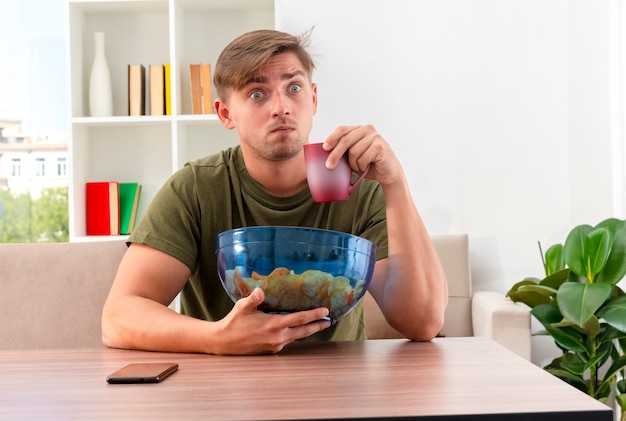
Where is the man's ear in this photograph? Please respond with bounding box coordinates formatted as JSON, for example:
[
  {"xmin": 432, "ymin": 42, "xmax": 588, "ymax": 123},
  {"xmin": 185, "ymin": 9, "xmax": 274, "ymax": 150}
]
[
  {"xmin": 311, "ymin": 83, "xmax": 318, "ymax": 115},
  {"xmin": 214, "ymin": 99, "xmax": 235, "ymax": 129}
]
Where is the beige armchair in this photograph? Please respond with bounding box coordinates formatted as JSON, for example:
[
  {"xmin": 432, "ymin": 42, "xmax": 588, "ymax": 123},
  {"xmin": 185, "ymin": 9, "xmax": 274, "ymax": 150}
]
[
  {"xmin": 0, "ymin": 241, "xmax": 126, "ymax": 349},
  {"xmin": 0, "ymin": 240, "xmax": 127, "ymax": 350},
  {"xmin": 364, "ymin": 234, "xmax": 531, "ymax": 360},
  {"xmin": 0, "ymin": 235, "xmax": 531, "ymax": 359}
]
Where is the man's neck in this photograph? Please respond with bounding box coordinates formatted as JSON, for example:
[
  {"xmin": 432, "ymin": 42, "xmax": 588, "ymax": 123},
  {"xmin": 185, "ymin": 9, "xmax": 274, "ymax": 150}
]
[{"xmin": 241, "ymin": 149, "xmax": 308, "ymax": 197}]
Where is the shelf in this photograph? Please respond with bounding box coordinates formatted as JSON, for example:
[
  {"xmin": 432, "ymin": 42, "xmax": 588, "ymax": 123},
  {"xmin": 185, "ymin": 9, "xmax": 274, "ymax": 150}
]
[
  {"xmin": 175, "ymin": 0, "xmax": 273, "ymax": 12},
  {"xmin": 67, "ymin": 0, "xmax": 275, "ymax": 241},
  {"xmin": 71, "ymin": 115, "xmax": 172, "ymax": 127},
  {"xmin": 73, "ymin": 234, "xmax": 130, "ymax": 243},
  {"xmin": 71, "ymin": 115, "xmax": 224, "ymax": 126},
  {"xmin": 68, "ymin": 0, "xmax": 169, "ymax": 15},
  {"xmin": 176, "ymin": 114, "xmax": 220, "ymax": 123}
]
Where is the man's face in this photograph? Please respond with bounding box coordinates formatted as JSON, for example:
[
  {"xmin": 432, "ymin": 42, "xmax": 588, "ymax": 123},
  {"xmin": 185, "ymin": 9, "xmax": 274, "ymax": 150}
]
[{"xmin": 217, "ymin": 52, "xmax": 318, "ymax": 162}]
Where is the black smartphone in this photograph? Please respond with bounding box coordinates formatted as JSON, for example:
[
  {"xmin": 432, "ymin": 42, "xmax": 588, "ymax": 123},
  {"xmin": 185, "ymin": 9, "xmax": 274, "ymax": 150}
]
[{"xmin": 106, "ymin": 362, "xmax": 178, "ymax": 384}]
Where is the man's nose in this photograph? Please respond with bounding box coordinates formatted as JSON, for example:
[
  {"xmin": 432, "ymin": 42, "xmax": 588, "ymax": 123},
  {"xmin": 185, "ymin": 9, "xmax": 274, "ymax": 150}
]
[{"xmin": 271, "ymin": 91, "xmax": 290, "ymax": 117}]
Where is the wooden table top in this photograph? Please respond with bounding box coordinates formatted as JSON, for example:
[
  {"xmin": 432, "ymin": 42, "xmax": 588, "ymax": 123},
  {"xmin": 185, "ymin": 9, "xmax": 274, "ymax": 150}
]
[{"xmin": 0, "ymin": 337, "xmax": 612, "ymax": 420}]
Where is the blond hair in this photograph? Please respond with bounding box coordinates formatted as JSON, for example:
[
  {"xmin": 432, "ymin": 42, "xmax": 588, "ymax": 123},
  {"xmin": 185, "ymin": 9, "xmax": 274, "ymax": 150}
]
[{"xmin": 213, "ymin": 29, "xmax": 315, "ymax": 100}]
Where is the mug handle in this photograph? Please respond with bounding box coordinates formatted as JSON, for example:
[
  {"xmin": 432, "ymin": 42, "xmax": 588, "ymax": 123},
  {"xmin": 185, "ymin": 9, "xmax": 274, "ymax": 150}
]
[{"xmin": 347, "ymin": 164, "xmax": 370, "ymax": 195}]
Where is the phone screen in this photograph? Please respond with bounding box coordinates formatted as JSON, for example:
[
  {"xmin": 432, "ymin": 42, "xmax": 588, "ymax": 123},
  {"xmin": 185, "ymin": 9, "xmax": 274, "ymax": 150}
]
[{"xmin": 106, "ymin": 362, "xmax": 178, "ymax": 384}]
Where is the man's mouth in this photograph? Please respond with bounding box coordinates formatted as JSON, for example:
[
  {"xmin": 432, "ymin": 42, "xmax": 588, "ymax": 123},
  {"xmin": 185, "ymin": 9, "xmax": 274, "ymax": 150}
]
[{"xmin": 271, "ymin": 125, "xmax": 294, "ymax": 134}]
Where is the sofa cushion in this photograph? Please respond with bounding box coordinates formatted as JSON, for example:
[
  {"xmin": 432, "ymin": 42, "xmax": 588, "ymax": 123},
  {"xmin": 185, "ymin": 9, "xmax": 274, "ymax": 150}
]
[
  {"xmin": 364, "ymin": 234, "xmax": 472, "ymax": 339},
  {"xmin": 0, "ymin": 240, "xmax": 127, "ymax": 350}
]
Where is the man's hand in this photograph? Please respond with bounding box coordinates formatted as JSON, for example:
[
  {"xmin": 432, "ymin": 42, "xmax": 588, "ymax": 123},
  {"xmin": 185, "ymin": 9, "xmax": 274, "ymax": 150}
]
[
  {"xmin": 322, "ymin": 124, "xmax": 448, "ymax": 341},
  {"xmin": 322, "ymin": 125, "xmax": 402, "ymax": 188},
  {"xmin": 103, "ymin": 244, "xmax": 332, "ymax": 355},
  {"xmin": 212, "ymin": 288, "xmax": 332, "ymax": 355}
]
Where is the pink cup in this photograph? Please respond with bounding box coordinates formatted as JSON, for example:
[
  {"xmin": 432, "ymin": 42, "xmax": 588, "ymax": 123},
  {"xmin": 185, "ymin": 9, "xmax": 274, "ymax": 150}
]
[{"xmin": 303, "ymin": 143, "xmax": 369, "ymax": 202}]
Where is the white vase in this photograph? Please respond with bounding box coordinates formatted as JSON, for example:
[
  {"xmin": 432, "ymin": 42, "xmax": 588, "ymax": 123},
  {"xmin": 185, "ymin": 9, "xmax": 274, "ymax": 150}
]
[{"xmin": 89, "ymin": 32, "xmax": 113, "ymax": 117}]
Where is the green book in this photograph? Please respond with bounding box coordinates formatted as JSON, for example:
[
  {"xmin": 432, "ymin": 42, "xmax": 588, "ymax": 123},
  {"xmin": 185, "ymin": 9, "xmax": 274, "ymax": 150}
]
[{"xmin": 119, "ymin": 183, "xmax": 141, "ymax": 235}]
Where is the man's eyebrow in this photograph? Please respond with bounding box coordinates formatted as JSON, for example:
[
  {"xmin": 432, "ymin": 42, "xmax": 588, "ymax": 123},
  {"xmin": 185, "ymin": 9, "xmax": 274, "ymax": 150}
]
[
  {"xmin": 282, "ymin": 70, "xmax": 306, "ymax": 80},
  {"xmin": 246, "ymin": 70, "xmax": 306, "ymax": 85},
  {"xmin": 248, "ymin": 75, "xmax": 266, "ymax": 84}
]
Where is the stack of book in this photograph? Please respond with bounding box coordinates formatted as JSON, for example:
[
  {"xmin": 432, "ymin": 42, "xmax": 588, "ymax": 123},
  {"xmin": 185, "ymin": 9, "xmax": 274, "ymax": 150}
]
[
  {"xmin": 86, "ymin": 181, "xmax": 142, "ymax": 236},
  {"xmin": 128, "ymin": 63, "xmax": 171, "ymax": 116},
  {"xmin": 189, "ymin": 63, "xmax": 213, "ymax": 114}
]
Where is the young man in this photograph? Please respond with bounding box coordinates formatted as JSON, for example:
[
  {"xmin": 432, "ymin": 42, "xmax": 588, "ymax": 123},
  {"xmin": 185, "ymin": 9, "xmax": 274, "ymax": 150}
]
[{"xmin": 101, "ymin": 29, "xmax": 448, "ymax": 355}]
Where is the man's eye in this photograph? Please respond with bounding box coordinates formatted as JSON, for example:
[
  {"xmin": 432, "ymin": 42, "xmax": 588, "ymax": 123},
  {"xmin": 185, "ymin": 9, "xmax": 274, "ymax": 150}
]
[
  {"xmin": 289, "ymin": 84, "xmax": 301, "ymax": 93},
  {"xmin": 250, "ymin": 91, "xmax": 263, "ymax": 100}
]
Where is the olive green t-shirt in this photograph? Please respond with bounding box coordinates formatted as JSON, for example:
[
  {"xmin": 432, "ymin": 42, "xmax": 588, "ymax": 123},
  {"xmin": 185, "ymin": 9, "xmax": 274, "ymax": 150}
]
[{"xmin": 129, "ymin": 146, "xmax": 388, "ymax": 341}]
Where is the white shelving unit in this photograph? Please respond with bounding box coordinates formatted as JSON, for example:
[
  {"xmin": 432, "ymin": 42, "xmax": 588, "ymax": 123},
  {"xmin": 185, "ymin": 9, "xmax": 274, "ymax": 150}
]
[{"xmin": 65, "ymin": 0, "xmax": 275, "ymax": 241}]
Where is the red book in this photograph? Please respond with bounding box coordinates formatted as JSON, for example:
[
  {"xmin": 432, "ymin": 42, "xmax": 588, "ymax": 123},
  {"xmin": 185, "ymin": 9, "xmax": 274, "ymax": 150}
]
[{"xmin": 86, "ymin": 182, "xmax": 120, "ymax": 235}]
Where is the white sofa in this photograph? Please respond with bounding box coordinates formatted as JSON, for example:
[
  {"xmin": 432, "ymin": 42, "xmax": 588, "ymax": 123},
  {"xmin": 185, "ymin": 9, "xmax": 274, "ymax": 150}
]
[
  {"xmin": 0, "ymin": 235, "xmax": 531, "ymax": 359},
  {"xmin": 364, "ymin": 234, "xmax": 531, "ymax": 360},
  {"xmin": 0, "ymin": 240, "xmax": 127, "ymax": 350}
]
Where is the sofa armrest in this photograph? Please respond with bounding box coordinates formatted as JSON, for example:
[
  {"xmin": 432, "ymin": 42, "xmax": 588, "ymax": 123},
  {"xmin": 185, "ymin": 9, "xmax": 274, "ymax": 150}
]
[{"xmin": 471, "ymin": 291, "xmax": 531, "ymax": 361}]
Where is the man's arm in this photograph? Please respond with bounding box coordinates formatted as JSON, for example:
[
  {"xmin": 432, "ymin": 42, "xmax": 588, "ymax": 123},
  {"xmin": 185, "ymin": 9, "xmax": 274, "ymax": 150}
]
[
  {"xmin": 322, "ymin": 125, "xmax": 449, "ymax": 341},
  {"xmin": 371, "ymin": 178, "xmax": 448, "ymax": 341},
  {"xmin": 101, "ymin": 243, "xmax": 331, "ymax": 354}
]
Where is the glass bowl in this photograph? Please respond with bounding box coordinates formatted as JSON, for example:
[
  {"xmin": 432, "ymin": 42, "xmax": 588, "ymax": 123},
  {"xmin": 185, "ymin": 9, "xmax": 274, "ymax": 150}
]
[{"xmin": 216, "ymin": 226, "xmax": 377, "ymax": 323}]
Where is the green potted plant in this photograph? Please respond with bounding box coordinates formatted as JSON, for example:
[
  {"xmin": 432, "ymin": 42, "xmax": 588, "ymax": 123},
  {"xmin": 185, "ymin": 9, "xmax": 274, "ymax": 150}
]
[{"xmin": 507, "ymin": 217, "xmax": 626, "ymax": 420}]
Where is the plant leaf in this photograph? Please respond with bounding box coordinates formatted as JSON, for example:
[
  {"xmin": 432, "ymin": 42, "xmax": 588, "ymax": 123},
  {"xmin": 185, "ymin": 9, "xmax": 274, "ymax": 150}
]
[
  {"xmin": 539, "ymin": 268, "xmax": 570, "ymax": 290},
  {"xmin": 506, "ymin": 278, "xmax": 538, "ymax": 295},
  {"xmin": 517, "ymin": 284, "xmax": 557, "ymax": 297},
  {"xmin": 557, "ymin": 282, "xmax": 612, "ymax": 326},
  {"xmin": 560, "ymin": 361, "xmax": 586, "ymax": 375},
  {"xmin": 598, "ymin": 325, "xmax": 626, "ymax": 345},
  {"xmin": 596, "ymin": 340, "xmax": 614, "ymax": 368},
  {"xmin": 531, "ymin": 304, "xmax": 588, "ymax": 353},
  {"xmin": 564, "ymin": 224, "xmax": 593, "ymax": 278},
  {"xmin": 584, "ymin": 227, "xmax": 612, "ymax": 278},
  {"xmin": 545, "ymin": 243, "xmax": 565, "ymax": 276},
  {"xmin": 599, "ymin": 354, "xmax": 626, "ymax": 392},
  {"xmin": 611, "ymin": 285, "xmax": 626, "ymax": 299},
  {"xmin": 562, "ymin": 350, "xmax": 607, "ymax": 375},
  {"xmin": 531, "ymin": 303, "xmax": 563, "ymax": 324},
  {"xmin": 596, "ymin": 218, "xmax": 626, "ymax": 285},
  {"xmin": 615, "ymin": 393, "xmax": 626, "ymax": 414},
  {"xmin": 597, "ymin": 295, "xmax": 626, "ymax": 332},
  {"xmin": 584, "ymin": 350, "xmax": 608, "ymax": 372},
  {"xmin": 581, "ymin": 315, "xmax": 602, "ymax": 338},
  {"xmin": 564, "ymin": 225, "xmax": 611, "ymax": 281},
  {"xmin": 545, "ymin": 368, "xmax": 588, "ymax": 393},
  {"xmin": 554, "ymin": 315, "xmax": 602, "ymax": 338},
  {"xmin": 506, "ymin": 279, "xmax": 554, "ymax": 307}
]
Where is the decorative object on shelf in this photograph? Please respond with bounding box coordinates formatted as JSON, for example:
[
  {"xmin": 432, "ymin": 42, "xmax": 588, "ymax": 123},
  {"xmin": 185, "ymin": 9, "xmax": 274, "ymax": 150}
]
[
  {"xmin": 164, "ymin": 63, "xmax": 172, "ymax": 115},
  {"xmin": 89, "ymin": 32, "xmax": 114, "ymax": 117},
  {"xmin": 86, "ymin": 181, "xmax": 120, "ymax": 235},
  {"xmin": 128, "ymin": 64, "xmax": 146, "ymax": 116},
  {"xmin": 119, "ymin": 182, "xmax": 142, "ymax": 235},
  {"xmin": 507, "ymin": 217, "xmax": 626, "ymax": 420},
  {"xmin": 189, "ymin": 63, "xmax": 213, "ymax": 115},
  {"xmin": 149, "ymin": 64, "xmax": 165, "ymax": 116},
  {"xmin": 86, "ymin": 181, "xmax": 143, "ymax": 236},
  {"xmin": 189, "ymin": 63, "xmax": 202, "ymax": 114},
  {"xmin": 201, "ymin": 63, "xmax": 213, "ymax": 114}
]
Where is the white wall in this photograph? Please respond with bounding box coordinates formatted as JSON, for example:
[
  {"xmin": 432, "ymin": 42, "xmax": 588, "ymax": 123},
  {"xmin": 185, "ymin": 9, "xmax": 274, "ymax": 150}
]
[
  {"xmin": 277, "ymin": 0, "xmax": 623, "ymax": 366},
  {"xmin": 277, "ymin": 0, "xmax": 620, "ymax": 292}
]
